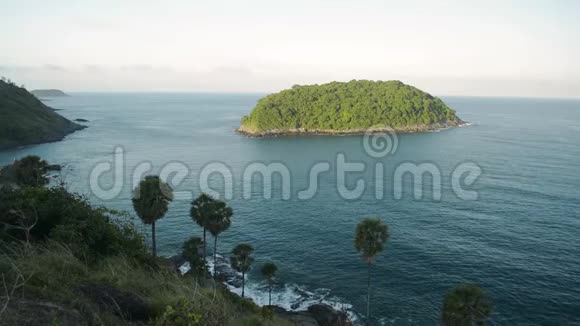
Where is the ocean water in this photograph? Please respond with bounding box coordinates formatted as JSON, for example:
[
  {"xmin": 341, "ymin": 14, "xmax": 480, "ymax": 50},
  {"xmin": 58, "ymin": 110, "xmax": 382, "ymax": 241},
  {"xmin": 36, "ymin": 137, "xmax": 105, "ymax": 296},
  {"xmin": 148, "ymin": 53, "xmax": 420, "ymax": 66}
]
[{"xmin": 1, "ymin": 93, "xmax": 579, "ymax": 325}]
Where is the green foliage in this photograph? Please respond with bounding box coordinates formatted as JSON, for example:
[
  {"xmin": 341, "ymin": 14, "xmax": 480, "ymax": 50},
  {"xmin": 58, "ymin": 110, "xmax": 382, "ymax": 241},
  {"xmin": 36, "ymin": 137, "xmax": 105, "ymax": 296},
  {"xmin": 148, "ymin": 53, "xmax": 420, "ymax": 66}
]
[
  {"xmin": 0, "ymin": 79, "xmax": 83, "ymax": 150},
  {"xmin": 132, "ymin": 176, "xmax": 174, "ymax": 225},
  {"xmin": 205, "ymin": 199, "xmax": 233, "ymax": 238},
  {"xmin": 182, "ymin": 236, "xmax": 208, "ymax": 277},
  {"xmin": 190, "ymin": 193, "xmax": 215, "ymax": 229},
  {"xmin": 11, "ymin": 155, "xmax": 49, "ymax": 187},
  {"xmin": 0, "ymin": 244, "xmax": 234, "ymax": 325},
  {"xmin": 132, "ymin": 175, "xmax": 173, "ymax": 256},
  {"xmin": 231, "ymin": 243, "xmax": 255, "ymax": 298},
  {"xmin": 241, "ymin": 80, "xmax": 460, "ymax": 132},
  {"xmin": 260, "ymin": 262, "xmax": 277, "ymax": 280},
  {"xmin": 191, "ymin": 193, "xmax": 233, "ymax": 264},
  {"xmin": 354, "ymin": 218, "xmax": 389, "ymax": 262},
  {"xmin": 442, "ymin": 283, "xmax": 493, "ymax": 326},
  {"xmin": 152, "ymin": 299, "xmax": 203, "ymax": 326},
  {"xmin": 230, "ymin": 244, "xmax": 255, "ymax": 274},
  {"xmin": 0, "ymin": 186, "xmax": 149, "ymax": 262}
]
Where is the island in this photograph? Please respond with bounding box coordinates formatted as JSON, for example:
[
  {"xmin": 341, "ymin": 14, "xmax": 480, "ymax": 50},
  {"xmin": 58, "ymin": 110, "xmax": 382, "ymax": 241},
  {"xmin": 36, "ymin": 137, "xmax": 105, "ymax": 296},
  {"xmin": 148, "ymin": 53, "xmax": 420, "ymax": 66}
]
[
  {"xmin": 0, "ymin": 80, "xmax": 85, "ymax": 150},
  {"xmin": 238, "ymin": 80, "xmax": 465, "ymax": 136},
  {"xmin": 30, "ymin": 89, "xmax": 69, "ymax": 97}
]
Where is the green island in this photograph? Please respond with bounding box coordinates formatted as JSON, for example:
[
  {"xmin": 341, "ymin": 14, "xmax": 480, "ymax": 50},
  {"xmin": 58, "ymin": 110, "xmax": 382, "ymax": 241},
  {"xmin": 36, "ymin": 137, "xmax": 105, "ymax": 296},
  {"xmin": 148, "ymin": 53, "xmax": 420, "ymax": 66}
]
[
  {"xmin": 0, "ymin": 79, "xmax": 84, "ymax": 150},
  {"xmin": 238, "ymin": 80, "xmax": 464, "ymax": 136}
]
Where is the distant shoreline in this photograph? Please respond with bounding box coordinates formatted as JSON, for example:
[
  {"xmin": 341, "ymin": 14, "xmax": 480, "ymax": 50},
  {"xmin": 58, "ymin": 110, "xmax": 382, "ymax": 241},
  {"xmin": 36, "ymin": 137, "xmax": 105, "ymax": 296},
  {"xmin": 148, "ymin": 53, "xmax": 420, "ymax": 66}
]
[{"xmin": 236, "ymin": 120, "xmax": 469, "ymax": 138}]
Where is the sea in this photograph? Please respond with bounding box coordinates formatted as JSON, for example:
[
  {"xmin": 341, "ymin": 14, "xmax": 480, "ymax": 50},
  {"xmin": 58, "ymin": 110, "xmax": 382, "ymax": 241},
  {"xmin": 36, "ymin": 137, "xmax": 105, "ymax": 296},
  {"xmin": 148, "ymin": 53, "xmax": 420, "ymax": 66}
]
[{"xmin": 1, "ymin": 93, "xmax": 579, "ymax": 325}]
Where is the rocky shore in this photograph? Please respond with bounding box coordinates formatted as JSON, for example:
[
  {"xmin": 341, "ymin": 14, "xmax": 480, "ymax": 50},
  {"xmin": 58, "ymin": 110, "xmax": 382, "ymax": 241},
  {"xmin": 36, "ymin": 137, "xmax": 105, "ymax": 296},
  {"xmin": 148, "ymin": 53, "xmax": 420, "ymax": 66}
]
[
  {"xmin": 237, "ymin": 120, "xmax": 468, "ymax": 138},
  {"xmin": 169, "ymin": 253, "xmax": 352, "ymax": 325}
]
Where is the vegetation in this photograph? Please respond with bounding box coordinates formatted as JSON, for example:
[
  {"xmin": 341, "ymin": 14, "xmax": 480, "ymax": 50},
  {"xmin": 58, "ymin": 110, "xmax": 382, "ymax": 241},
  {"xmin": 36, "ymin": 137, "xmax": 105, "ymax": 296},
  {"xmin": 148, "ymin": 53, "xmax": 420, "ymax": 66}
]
[
  {"xmin": 230, "ymin": 244, "xmax": 255, "ymax": 298},
  {"xmin": 206, "ymin": 198, "xmax": 233, "ymax": 274},
  {"xmin": 261, "ymin": 262, "xmax": 278, "ymax": 306},
  {"xmin": 442, "ymin": 283, "xmax": 493, "ymax": 326},
  {"xmin": 0, "ymin": 155, "xmax": 50, "ymax": 187},
  {"xmin": 240, "ymin": 80, "xmax": 462, "ymax": 135},
  {"xmin": 190, "ymin": 193, "xmax": 215, "ymax": 263},
  {"xmin": 0, "ymin": 156, "xmax": 494, "ymax": 325},
  {"xmin": 0, "ymin": 78, "xmax": 84, "ymax": 149},
  {"xmin": 354, "ymin": 218, "xmax": 389, "ymax": 323},
  {"xmin": 0, "ymin": 160, "xmax": 288, "ymax": 325},
  {"xmin": 132, "ymin": 176, "xmax": 174, "ymax": 257},
  {"xmin": 182, "ymin": 236, "xmax": 208, "ymax": 277},
  {"xmin": 0, "ymin": 186, "xmax": 148, "ymax": 262}
]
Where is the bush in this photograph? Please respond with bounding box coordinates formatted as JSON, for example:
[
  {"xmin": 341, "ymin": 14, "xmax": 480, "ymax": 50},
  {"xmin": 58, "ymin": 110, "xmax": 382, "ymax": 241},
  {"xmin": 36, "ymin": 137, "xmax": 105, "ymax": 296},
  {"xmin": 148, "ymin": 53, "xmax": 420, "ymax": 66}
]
[
  {"xmin": 0, "ymin": 186, "xmax": 148, "ymax": 262},
  {"xmin": 151, "ymin": 299, "xmax": 203, "ymax": 326}
]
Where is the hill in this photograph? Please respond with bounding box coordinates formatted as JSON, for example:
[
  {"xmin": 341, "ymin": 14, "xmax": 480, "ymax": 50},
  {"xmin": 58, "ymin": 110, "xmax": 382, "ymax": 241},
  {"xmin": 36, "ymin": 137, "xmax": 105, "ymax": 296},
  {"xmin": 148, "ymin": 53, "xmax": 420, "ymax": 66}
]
[
  {"xmin": 239, "ymin": 80, "xmax": 464, "ymax": 136},
  {"xmin": 30, "ymin": 89, "xmax": 69, "ymax": 97},
  {"xmin": 0, "ymin": 81, "xmax": 85, "ymax": 150}
]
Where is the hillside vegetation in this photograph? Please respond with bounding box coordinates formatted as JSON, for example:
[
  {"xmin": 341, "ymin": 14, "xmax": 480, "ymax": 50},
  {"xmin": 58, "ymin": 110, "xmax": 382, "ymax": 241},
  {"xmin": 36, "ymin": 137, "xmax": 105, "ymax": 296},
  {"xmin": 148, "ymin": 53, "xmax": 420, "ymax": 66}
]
[
  {"xmin": 239, "ymin": 80, "xmax": 463, "ymax": 135},
  {"xmin": 0, "ymin": 79, "xmax": 84, "ymax": 149}
]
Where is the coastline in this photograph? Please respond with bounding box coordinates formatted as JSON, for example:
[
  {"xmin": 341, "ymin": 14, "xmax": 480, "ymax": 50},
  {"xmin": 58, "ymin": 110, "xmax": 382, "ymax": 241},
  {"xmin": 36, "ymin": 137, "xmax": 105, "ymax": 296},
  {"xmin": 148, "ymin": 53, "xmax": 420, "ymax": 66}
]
[
  {"xmin": 171, "ymin": 253, "xmax": 354, "ymax": 325},
  {"xmin": 236, "ymin": 120, "xmax": 469, "ymax": 138},
  {"xmin": 0, "ymin": 124, "xmax": 87, "ymax": 151}
]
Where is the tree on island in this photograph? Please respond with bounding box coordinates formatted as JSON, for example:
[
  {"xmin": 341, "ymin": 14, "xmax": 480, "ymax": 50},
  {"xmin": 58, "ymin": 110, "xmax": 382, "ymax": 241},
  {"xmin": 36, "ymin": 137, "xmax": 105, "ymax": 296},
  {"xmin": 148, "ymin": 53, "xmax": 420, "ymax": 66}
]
[
  {"xmin": 354, "ymin": 218, "xmax": 389, "ymax": 323},
  {"xmin": 206, "ymin": 198, "xmax": 233, "ymax": 277},
  {"xmin": 230, "ymin": 243, "xmax": 255, "ymax": 298},
  {"xmin": 132, "ymin": 175, "xmax": 173, "ymax": 257},
  {"xmin": 261, "ymin": 262, "xmax": 278, "ymax": 306},
  {"xmin": 442, "ymin": 283, "xmax": 493, "ymax": 326},
  {"xmin": 240, "ymin": 80, "xmax": 461, "ymax": 134}
]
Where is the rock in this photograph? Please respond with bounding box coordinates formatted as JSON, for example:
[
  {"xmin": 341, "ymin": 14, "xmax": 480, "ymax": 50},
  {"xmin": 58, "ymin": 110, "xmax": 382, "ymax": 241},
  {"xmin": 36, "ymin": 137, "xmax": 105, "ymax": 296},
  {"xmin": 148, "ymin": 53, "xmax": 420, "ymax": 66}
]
[
  {"xmin": 78, "ymin": 283, "xmax": 152, "ymax": 321},
  {"xmin": 167, "ymin": 253, "xmax": 187, "ymax": 272},
  {"xmin": 268, "ymin": 306, "xmax": 319, "ymax": 326},
  {"xmin": 74, "ymin": 118, "xmax": 89, "ymax": 122},
  {"xmin": 307, "ymin": 304, "xmax": 350, "ymax": 326}
]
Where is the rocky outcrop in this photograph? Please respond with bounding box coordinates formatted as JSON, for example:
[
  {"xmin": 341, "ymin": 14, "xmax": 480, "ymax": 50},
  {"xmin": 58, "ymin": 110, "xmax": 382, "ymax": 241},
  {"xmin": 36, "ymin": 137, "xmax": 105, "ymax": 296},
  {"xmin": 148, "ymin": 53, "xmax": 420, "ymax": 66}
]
[{"xmin": 307, "ymin": 304, "xmax": 351, "ymax": 326}]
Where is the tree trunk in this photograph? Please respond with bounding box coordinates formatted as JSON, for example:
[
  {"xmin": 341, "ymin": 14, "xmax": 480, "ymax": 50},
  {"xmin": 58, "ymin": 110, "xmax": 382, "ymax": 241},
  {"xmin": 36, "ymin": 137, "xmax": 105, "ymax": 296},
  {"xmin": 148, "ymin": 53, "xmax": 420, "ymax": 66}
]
[
  {"xmin": 242, "ymin": 272, "xmax": 245, "ymax": 298},
  {"xmin": 367, "ymin": 261, "xmax": 371, "ymax": 324},
  {"xmin": 269, "ymin": 284, "xmax": 272, "ymax": 306},
  {"xmin": 202, "ymin": 228, "xmax": 207, "ymax": 263},
  {"xmin": 151, "ymin": 222, "xmax": 157, "ymax": 257},
  {"xmin": 213, "ymin": 236, "xmax": 218, "ymax": 278}
]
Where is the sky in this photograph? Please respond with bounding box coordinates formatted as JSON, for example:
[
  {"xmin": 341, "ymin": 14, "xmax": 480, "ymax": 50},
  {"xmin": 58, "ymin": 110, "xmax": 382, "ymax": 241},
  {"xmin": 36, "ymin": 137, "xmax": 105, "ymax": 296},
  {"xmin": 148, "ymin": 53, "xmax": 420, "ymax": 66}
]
[{"xmin": 1, "ymin": 0, "xmax": 579, "ymax": 97}]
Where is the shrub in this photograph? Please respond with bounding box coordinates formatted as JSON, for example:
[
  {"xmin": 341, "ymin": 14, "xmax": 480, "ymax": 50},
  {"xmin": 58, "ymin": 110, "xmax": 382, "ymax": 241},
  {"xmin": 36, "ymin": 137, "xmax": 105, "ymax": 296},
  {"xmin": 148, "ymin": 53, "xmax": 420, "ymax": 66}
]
[{"xmin": 0, "ymin": 186, "xmax": 148, "ymax": 262}]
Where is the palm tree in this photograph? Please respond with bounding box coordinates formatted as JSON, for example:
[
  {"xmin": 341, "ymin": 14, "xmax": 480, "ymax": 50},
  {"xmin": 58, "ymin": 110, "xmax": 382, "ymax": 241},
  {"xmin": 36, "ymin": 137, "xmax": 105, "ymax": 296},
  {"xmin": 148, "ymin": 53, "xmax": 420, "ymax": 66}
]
[
  {"xmin": 261, "ymin": 262, "xmax": 278, "ymax": 306},
  {"xmin": 354, "ymin": 218, "xmax": 389, "ymax": 323},
  {"xmin": 132, "ymin": 175, "xmax": 173, "ymax": 257},
  {"xmin": 230, "ymin": 243, "xmax": 254, "ymax": 298},
  {"xmin": 190, "ymin": 193, "xmax": 215, "ymax": 263},
  {"xmin": 206, "ymin": 199, "xmax": 233, "ymax": 276},
  {"xmin": 442, "ymin": 283, "xmax": 493, "ymax": 326}
]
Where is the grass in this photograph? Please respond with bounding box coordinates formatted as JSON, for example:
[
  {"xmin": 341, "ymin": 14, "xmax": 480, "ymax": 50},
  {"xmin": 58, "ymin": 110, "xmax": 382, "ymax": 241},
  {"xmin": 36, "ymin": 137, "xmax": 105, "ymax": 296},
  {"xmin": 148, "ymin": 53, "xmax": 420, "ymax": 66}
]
[{"xmin": 0, "ymin": 241, "xmax": 291, "ymax": 325}]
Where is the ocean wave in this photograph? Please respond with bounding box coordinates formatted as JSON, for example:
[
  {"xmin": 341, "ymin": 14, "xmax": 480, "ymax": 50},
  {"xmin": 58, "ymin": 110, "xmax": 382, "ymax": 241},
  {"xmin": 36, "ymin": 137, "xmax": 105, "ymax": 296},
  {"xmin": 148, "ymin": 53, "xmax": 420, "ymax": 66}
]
[{"xmin": 191, "ymin": 254, "xmax": 362, "ymax": 323}]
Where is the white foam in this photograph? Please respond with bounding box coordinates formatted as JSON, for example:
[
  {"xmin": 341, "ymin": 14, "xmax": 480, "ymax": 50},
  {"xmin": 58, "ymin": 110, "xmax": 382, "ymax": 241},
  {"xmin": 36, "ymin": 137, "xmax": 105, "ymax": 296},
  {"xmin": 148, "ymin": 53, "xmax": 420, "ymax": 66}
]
[{"xmin": 182, "ymin": 254, "xmax": 361, "ymax": 324}]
